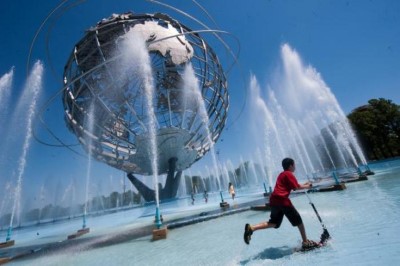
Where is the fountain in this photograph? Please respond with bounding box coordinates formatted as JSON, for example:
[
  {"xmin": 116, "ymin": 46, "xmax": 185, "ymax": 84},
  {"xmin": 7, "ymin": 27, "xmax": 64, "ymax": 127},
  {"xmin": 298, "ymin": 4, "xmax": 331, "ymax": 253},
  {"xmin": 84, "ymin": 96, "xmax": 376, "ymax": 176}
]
[
  {"xmin": 0, "ymin": 0, "xmax": 384, "ymax": 260},
  {"xmin": 0, "ymin": 26, "xmax": 389, "ymax": 263},
  {"xmin": 0, "ymin": 61, "xmax": 43, "ymax": 248},
  {"xmin": 248, "ymin": 44, "xmax": 370, "ymax": 188}
]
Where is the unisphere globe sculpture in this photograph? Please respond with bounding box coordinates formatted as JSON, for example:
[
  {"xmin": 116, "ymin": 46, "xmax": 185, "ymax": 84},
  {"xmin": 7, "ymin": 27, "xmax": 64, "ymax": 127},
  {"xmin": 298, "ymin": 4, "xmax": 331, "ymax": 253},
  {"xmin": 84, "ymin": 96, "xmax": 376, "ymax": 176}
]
[{"xmin": 62, "ymin": 12, "xmax": 229, "ymax": 201}]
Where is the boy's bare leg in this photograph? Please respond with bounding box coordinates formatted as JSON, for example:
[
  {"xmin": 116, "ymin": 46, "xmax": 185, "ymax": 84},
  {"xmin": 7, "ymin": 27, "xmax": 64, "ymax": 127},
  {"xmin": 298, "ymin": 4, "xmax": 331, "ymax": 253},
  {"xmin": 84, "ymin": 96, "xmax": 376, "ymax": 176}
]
[
  {"xmin": 297, "ymin": 223, "xmax": 308, "ymax": 243},
  {"xmin": 250, "ymin": 221, "xmax": 276, "ymax": 231},
  {"xmin": 244, "ymin": 221, "xmax": 276, "ymax": 244}
]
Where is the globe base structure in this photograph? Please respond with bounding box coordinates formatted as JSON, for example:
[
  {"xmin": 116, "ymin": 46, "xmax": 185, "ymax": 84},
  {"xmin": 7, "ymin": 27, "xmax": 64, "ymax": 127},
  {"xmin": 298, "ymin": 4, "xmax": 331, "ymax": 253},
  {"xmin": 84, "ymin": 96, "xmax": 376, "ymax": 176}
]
[{"xmin": 127, "ymin": 157, "xmax": 182, "ymax": 202}]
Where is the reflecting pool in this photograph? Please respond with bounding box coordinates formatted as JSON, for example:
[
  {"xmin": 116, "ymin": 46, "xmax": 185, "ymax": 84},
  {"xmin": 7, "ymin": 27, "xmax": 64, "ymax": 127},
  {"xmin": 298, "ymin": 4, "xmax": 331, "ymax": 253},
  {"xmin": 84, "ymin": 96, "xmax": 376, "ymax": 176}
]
[{"xmin": 3, "ymin": 159, "xmax": 400, "ymax": 265}]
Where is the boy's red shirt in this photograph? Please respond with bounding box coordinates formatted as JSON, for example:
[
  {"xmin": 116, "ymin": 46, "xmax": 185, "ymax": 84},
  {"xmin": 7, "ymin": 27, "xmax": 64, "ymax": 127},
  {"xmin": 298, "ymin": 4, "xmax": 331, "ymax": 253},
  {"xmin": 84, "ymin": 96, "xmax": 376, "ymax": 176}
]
[{"xmin": 269, "ymin": 170, "xmax": 300, "ymax": 207}]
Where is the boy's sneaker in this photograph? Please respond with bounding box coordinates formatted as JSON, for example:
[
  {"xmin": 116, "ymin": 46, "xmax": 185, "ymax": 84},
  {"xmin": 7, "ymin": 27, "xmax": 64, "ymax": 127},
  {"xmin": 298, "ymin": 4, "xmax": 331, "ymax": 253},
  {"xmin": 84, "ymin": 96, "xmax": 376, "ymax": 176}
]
[
  {"xmin": 244, "ymin": 224, "xmax": 253, "ymax": 244},
  {"xmin": 302, "ymin": 240, "xmax": 319, "ymax": 250}
]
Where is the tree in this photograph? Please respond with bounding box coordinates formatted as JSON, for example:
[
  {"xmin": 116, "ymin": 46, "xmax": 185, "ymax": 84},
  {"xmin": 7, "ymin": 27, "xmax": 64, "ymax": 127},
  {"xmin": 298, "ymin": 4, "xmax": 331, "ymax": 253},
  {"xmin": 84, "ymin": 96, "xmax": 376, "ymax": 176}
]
[{"xmin": 348, "ymin": 98, "xmax": 400, "ymax": 160}]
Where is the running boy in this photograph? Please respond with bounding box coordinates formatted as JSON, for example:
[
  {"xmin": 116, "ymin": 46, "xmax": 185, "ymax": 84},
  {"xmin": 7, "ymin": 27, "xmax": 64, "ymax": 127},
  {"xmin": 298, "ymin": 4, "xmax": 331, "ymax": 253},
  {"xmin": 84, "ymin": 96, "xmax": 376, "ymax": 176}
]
[{"xmin": 243, "ymin": 158, "xmax": 317, "ymax": 249}]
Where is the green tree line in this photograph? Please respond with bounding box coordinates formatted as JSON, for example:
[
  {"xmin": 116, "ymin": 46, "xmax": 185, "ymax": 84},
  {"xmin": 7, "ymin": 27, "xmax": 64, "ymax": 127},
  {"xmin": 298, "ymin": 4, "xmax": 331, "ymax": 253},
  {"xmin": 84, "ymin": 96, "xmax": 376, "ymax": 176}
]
[{"xmin": 347, "ymin": 98, "xmax": 400, "ymax": 160}]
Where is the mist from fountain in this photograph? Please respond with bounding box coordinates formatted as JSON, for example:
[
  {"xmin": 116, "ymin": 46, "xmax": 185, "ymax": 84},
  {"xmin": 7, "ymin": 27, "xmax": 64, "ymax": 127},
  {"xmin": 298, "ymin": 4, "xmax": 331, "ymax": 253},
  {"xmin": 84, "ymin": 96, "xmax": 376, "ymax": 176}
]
[
  {"xmin": 309, "ymin": 119, "xmax": 336, "ymax": 169},
  {"xmin": 255, "ymin": 148, "xmax": 270, "ymax": 189},
  {"xmin": 248, "ymin": 161, "xmax": 259, "ymax": 186},
  {"xmin": 177, "ymin": 170, "xmax": 187, "ymax": 198},
  {"xmin": 221, "ymin": 164, "xmax": 230, "ymax": 192},
  {"xmin": 248, "ymin": 77, "xmax": 283, "ymax": 180},
  {"xmin": 226, "ymin": 160, "xmax": 238, "ymax": 188},
  {"xmin": 205, "ymin": 165, "xmax": 218, "ymax": 192},
  {"xmin": 298, "ymin": 122, "xmax": 324, "ymax": 171},
  {"xmin": 198, "ymin": 171, "xmax": 207, "ymax": 194},
  {"xmin": 269, "ymin": 93, "xmax": 311, "ymax": 174},
  {"xmin": 37, "ymin": 184, "xmax": 46, "ymax": 223},
  {"xmin": 239, "ymin": 156, "xmax": 250, "ymax": 185},
  {"xmin": 60, "ymin": 179, "xmax": 76, "ymax": 217},
  {"xmin": 322, "ymin": 119, "xmax": 349, "ymax": 168},
  {"xmin": 335, "ymin": 122, "xmax": 359, "ymax": 167},
  {"xmin": 94, "ymin": 182, "xmax": 105, "ymax": 211},
  {"xmin": 293, "ymin": 121, "xmax": 315, "ymax": 173},
  {"xmin": 6, "ymin": 61, "xmax": 43, "ymax": 240},
  {"xmin": 188, "ymin": 169, "xmax": 194, "ymax": 193}
]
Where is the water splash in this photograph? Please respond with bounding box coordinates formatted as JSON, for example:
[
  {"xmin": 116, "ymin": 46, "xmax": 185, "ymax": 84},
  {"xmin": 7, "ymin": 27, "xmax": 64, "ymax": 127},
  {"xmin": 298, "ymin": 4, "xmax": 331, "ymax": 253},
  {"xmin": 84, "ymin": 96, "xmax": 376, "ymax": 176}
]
[{"xmin": 8, "ymin": 61, "xmax": 43, "ymax": 239}]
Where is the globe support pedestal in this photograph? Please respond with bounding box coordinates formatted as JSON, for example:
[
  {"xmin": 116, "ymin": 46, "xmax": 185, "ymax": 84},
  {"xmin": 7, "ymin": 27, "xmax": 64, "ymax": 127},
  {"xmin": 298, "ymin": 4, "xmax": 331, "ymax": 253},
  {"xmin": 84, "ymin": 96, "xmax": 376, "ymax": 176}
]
[
  {"xmin": 219, "ymin": 191, "xmax": 229, "ymax": 208},
  {"xmin": 152, "ymin": 226, "xmax": 168, "ymax": 241},
  {"xmin": 127, "ymin": 158, "xmax": 182, "ymax": 202}
]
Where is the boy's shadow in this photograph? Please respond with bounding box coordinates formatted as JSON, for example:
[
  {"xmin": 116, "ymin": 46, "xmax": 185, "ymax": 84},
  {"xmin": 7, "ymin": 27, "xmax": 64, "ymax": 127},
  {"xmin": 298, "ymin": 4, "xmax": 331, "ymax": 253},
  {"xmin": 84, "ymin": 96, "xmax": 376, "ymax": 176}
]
[{"xmin": 241, "ymin": 246, "xmax": 294, "ymax": 264}]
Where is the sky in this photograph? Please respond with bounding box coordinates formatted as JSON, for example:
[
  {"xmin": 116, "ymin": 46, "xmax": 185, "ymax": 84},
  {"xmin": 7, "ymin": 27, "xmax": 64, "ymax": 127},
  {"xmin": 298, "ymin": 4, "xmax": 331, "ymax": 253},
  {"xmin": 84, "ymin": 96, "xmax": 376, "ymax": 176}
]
[{"xmin": 0, "ymin": 0, "xmax": 399, "ymax": 208}]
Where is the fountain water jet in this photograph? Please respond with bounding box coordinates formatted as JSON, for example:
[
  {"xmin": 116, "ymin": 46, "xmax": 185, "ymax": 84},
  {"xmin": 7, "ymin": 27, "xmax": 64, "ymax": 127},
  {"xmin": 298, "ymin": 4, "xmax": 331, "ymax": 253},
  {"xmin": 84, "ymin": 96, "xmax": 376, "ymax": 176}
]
[
  {"xmin": 2, "ymin": 61, "xmax": 43, "ymax": 246},
  {"xmin": 226, "ymin": 160, "xmax": 238, "ymax": 188},
  {"xmin": 0, "ymin": 69, "xmax": 14, "ymax": 185},
  {"xmin": 248, "ymin": 43, "xmax": 368, "ymax": 184},
  {"xmin": 255, "ymin": 148, "xmax": 269, "ymax": 191},
  {"xmin": 83, "ymin": 104, "xmax": 95, "ymax": 230},
  {"xmin": 182, "ymin": 63, "xmax": 222, "ymax": 194},
  {"xmin": 120, "ymin": 31, "xmax": 163, "ymax": 231},
  {"xmin": 0, "ymin": 68, "xmax": 13, "ymax": 133}
]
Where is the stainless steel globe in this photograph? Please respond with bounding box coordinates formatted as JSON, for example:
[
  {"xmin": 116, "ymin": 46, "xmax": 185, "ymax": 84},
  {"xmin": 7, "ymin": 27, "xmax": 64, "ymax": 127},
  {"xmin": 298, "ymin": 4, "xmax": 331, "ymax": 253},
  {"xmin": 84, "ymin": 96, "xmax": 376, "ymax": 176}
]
[{"xmin": 62, "ymin": 12, "xmax": 228, "ymax": 179}]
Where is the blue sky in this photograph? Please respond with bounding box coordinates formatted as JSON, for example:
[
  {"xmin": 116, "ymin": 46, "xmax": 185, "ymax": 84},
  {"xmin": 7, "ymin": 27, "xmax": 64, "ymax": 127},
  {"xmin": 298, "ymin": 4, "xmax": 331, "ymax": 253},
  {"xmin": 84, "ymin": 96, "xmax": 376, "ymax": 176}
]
[{"xmin": 0, "ymin": 0, "xmax": 399, "ymax": 207}]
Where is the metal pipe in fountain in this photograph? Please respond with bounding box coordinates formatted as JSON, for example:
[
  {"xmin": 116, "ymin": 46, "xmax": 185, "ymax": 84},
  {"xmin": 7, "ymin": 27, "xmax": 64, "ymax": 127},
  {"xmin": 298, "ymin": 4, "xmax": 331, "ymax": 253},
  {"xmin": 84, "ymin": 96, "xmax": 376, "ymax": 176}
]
[
  {"xmin": 0, "ymin": 226, "xmax": 15, "ymax": 248},
  {"xmin": 0, "ymin": 228, "xmax": 14, "ymax": 249},
  {"xmin": 82, "ymin": 213, "xmax": 87, "ymax": 229},
  {"xmin": 155, "ymin": 207, "xmax": 162, "ymax": 229},
  {"xmin": 330, "ymin": 171, "xmax": 346, "ymax": 191},
  {"xmin": 263, "ymin": 182, "xmax": 268, "ymax": 193},
  {"xmin": 317, "ymin": 171, "xmax": 346, "ymax": 192},
  {"xmin": 263, "ymin": 182, "xmax": 271, "ymax": 197},
  {"xmin": 219, "ymin": 191, "xmax": 229, "ymax": 208},
  {"xmin": 358, "ymin": 164, "xmax": 375, "ymax": 176},
  {"xmin": 5, "ymin": 227, "xmax": 12, "ymax": 242},
  {"xmin": 332, "ymin": 171, "xmax": 340, "ymax": 185}
]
